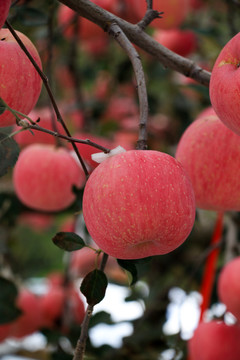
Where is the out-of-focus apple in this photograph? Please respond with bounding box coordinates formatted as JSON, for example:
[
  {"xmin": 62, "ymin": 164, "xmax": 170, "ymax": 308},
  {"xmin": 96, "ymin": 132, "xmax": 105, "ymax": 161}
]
[
  {"xmin": 83, "ymin": 150, "xmax": 195, "ymax": 259},
  {"xmin": 175, "ymin": 115, "xmax": 240, "ymax": 211},
  {"xmin": 9, "ymin": 289, "xmax": 42, "ymax": 338},
  {"xmin": 13, "ymin": 144, "xmax": 86, "ymax": 212},
  {"xmin": 188, "ymin": 321, "xmax": 240, "ymax": 360},
  {"xmin": 210, "ymin": 33, "xmax": 240, "ymax": 136},
  {"xmin": 0, "ymin": 0, "xmax": 11, "ymax": 29},
  {"xmin": 217, "ymin": 256, "xmax": 240, "ymax": 321},
  {"xmin": 0, "ymin": 29, "xmax": 42, "ymax": 127},
  {"xmin": 153, "ymin": 28, "xmax": 196, "ymax": 57}
]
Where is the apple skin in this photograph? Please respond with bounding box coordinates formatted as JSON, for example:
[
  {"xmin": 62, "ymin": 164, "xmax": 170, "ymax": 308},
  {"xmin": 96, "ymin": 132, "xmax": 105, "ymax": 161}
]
[
  {"xmin": 153, "ymin": 28, "xmax": 196, "ymax": 57},
  {"xmin": 175, "ymin": 115, "xmax": 240, "ymax": 211},
  {"xmin": 0, "ymin": 0, "xmax": 11, "ymax": 29},
  {"xmin": 209, "ymin": 32, "xmax": 240, "ymax": 136},
  {"xmin": 217, "ymin": 256, "xmax": 240, "ymax": 321},
  {"xmin": 188, "ymin": 321, "xmax": 240, "ymax": 360},
  {"xmin": 13, "ymin": 144, "xmax": 86, "ymax": 212},
  {"xmin": 82, "ymin": 150, "xmax": 195, "ymax": 260},
  {"xmin": 0, "ymin": 29, "xmax": 42, "ymax": 127}
]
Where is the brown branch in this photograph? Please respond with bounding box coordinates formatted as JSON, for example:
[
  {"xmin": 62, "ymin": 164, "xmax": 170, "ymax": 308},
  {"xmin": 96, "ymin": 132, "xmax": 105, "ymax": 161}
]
[
  {"xmin": 57, "ymin": 0, "xmax": 211, "ymax": 86},
  {"xmin": 108, "ymin": 22, "xmax": 148, "ymax": 150},
  {"xmin": 5, "ymin": 20, "xmax": 90, "ymax": 178},
  {"xmin": 16, "ymin": 123, "xmax": 111, "ymax": 153}
]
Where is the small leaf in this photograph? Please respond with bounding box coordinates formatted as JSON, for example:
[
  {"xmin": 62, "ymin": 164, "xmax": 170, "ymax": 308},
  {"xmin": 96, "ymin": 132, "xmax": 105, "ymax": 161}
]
[
  {"xmin": 52, "ymin": 232, "xmax": 86, "ymax": 251},
  {"xmin": 0, "ymin": 133, "xmax": 19, "ymax": 177},
  {"xmin": 89, "ymin": 310, "xmax": 113, "ymax": 328},
  {"xmin": 0, "ymin": 277, "xmax": 18, "ymax": 302},
  {"xmin": 117, "ymin": 259, "xmax": 138, "ymax": 285},
  {"xmin": 80, "ymin": 269, "xmax": 108, "ymax": 306},
  {"xmin": 0, "ymin": 98, "xmax": 6, "ymax": 115},
  {"xmin": 0, "ymin": 304, "xmax": 22, "ymax": 324},
  {"xmin": 0, "ymin": 277, "xmax": 21, "ymax": 324}
]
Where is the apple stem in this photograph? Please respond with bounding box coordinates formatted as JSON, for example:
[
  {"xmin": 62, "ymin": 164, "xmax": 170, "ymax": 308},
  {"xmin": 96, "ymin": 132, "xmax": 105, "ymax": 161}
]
[
  {"xmin": 199, "ymin": 211, "xmax": 224, "ymax": 322},
  {"xmin": 5, "ymin": 20, "xmax": 90, "ymax": 179},
  {"xmin": 108, "ymin": 22, "xmax": 149, "ymax": 150}
]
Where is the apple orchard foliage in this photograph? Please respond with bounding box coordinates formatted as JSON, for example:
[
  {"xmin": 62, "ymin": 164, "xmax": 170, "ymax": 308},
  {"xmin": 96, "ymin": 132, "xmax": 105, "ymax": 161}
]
[{"xmin": 0, "ymin": 1, "xmax": 240, "ymax": 359}]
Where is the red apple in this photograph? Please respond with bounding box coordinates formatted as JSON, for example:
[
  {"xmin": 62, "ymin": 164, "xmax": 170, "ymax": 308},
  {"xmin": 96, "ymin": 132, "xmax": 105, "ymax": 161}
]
[
  {"xmin": 13, "ymin": 107, "xmax": 64, "ymax": 147},
  {"xmin": 153, "ymin": 28, "xmax": 197, "ymax": 57},
  {"xmin": 0, "ymin": 28, "xmax": 42, "ymax": 127},
  {"xmin": 210, "ymin": 32, "xmax": 240, "ymax": 136},
  {"xmin": 188, "ymin": 321, "xmax": 240, "ymax": 360},
  {"xmin": 40, "ymin": 285, "xmax": 65, "ymax": 328},
  {"xmin": 13, "ymin": 144, "xmax": 86, "ymax": 212},
  {"xmin": 0, "ymin": 0, "xmax": 11, "ymax": 29},
  {"xmin": 217, "ymin": 256, "xmax": 240, "ymax": 321},
  {"xmin": 175, "ymin": 115, "xmax": 240, "ymax": 211},
  {"xmin": 18, "ymin": 212, "xmax": 54, "ymax": 231},
  {"xmin": 82, "ymin": 150, "xmax": 195, "ymax": 259},
  {"xmin": 9, "ymin": 288, "xmax": 42, "ymax": 338}
]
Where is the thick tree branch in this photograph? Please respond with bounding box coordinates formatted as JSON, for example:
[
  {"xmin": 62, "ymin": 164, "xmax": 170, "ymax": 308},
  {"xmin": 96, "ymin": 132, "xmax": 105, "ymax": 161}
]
[
  {"xmin": 108, "ymin": 22, "xmax": 148, "ymax": 150},
  {"xmin": 57, "ymin": 0, "xmax": 211, "ymax": 86}
]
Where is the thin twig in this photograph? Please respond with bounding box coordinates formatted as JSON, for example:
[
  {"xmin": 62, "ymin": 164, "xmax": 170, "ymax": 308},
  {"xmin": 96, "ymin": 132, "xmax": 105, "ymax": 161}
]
[
  {"xmin": 108, "ymin": 22, "xmax": 148, "ymax": 150},
  {"xmin": 14, "ymin": 123, "xmax": 111, "ymax": 153},
  {"xmin": 5, "ymin": 20, "xmax": 89, "ymax": 178}
]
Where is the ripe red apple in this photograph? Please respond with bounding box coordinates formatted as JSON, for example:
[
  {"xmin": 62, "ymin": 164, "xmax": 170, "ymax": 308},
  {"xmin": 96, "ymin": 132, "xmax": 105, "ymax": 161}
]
[
  {"xmin": 153, "ymin": 28, "xmax": 196, "ymax": 57},
  {"xmin": 0, "ymin": 0, "xmax": 11, "ymax": 29},
  {"xmin": 0, "ymin": 28, "xmax": 42, "ymax": 127},
  {"xmin": 175, "ymin": 114, "xmax": 240, "ymax": 211},
  {"xmin": 13, "ymin": 107, "xmax": 64, "ymax": 147},
  {"xmin": 188, "ymin": 321, "xmax": 240, "ymax": 360},
  {"xmin": 9, "ymin": 288, "xmax": 43, "ymax": 338},
  {"xmin": 83, "ymin": 150, "xmax": 195, "ymax": 260},
  {"xmin": 217, "ymin": 256, "xmax": 240, "ymax": 321},
  {"xmin": 210, "ymin": 32, "xmax": 240, "ymax": 136},
  {"xmin": 13, "ymin": 144, "xmax": 86, "ymax": 212}
]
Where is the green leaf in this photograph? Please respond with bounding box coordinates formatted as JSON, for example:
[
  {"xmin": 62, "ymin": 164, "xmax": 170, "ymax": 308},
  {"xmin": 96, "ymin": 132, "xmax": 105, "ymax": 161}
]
[
  {"xmin": 117, "ymin": 259, "xmax": 138, "ymax": 285},
  {"xmin": 80, "ymin": 269, "xmax": 108, "ymax": 306},
  {"xmin": 52, "ymin": 232, "xmax": 86, "ymax": 252},
  {"xmin": 0, "ymin": 98, "xmax": 6, "ymax": 115},
  {"xmin": 0, "ymin": 133, "xmax": 19, "ymax": 177},
  {"xmin": 0, "ymin": 277, "xmax": 21, "ymax": 324},
  {"xmin": 0, "ymin": 277, "xmax": 18, "ymax": 302},
  {"xmin": 0, "ymin": 304, "xmax": 22, "ymax": 324},
  {"xmin": 89, "ymin": 310, "xmax": 113, "ymax": 328}
]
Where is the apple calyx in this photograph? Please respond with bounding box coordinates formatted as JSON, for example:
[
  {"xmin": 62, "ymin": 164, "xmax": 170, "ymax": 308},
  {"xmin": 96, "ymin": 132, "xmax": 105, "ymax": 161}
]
[{"xmin": 91, "ymin": 145, "xmax": 126, "ymax": 164}]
